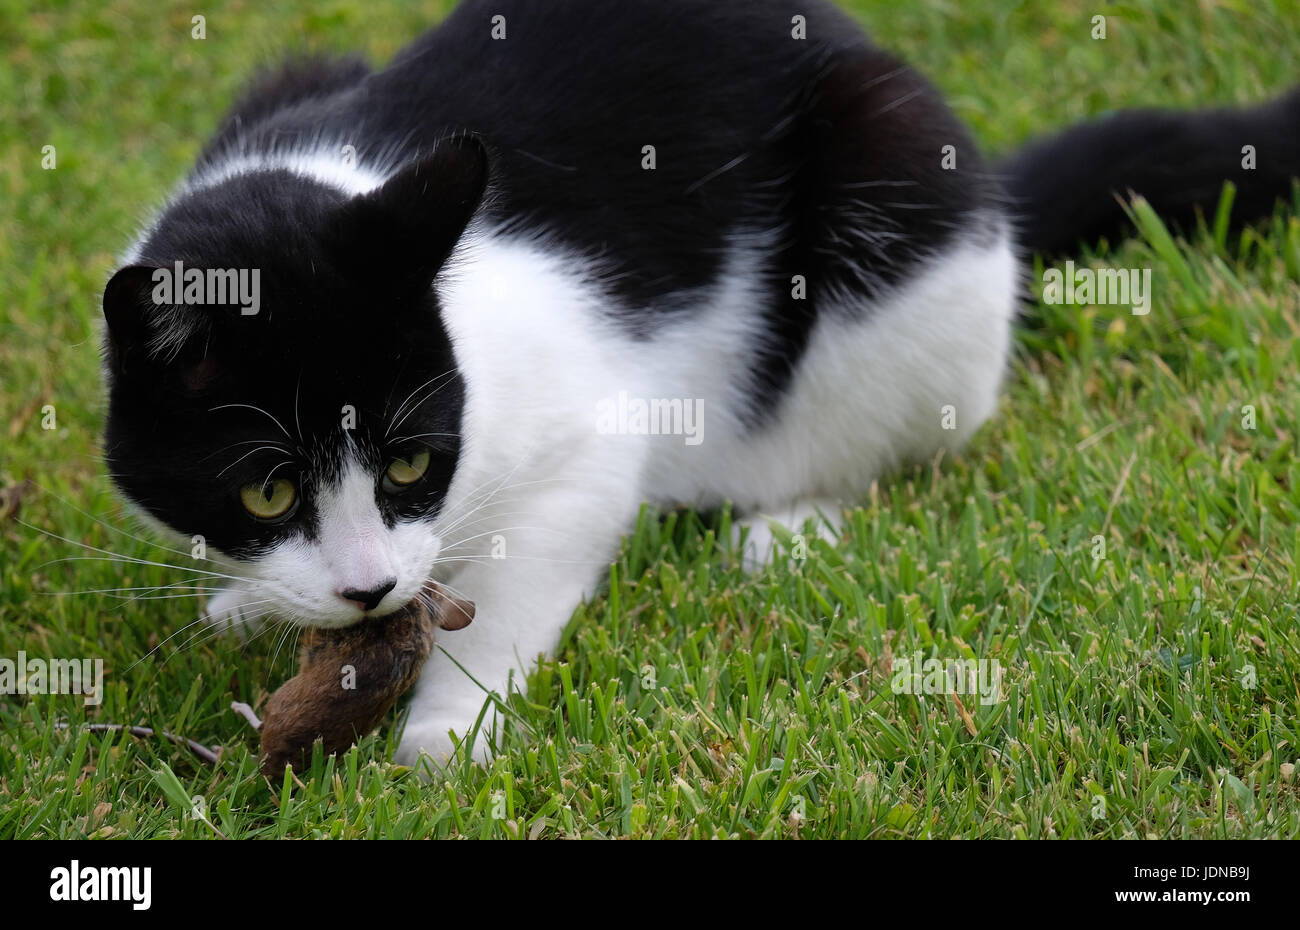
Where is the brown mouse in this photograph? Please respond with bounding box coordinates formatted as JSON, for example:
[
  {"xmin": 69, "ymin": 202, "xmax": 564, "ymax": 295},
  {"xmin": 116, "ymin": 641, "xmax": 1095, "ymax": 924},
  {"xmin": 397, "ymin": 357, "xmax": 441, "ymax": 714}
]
[{"xmin": 254, "ymin": 582, "xmax": 473, "ymax": 778}]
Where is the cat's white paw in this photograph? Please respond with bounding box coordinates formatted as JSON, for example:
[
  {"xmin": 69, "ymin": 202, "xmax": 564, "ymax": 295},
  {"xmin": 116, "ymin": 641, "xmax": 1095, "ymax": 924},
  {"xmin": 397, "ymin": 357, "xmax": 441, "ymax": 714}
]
[
  {"xmin": 395, "ymin": 714, "xmax": 495, "ymax": 771},
  {"xmin": 203, "ymin": 586, "xmax": 270, "ymax": 640}
]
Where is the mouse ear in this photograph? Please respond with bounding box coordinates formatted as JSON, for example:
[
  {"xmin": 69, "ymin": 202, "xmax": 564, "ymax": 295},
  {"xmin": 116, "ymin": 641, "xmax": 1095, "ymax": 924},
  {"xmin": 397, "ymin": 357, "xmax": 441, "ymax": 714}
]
[
  {"xmin": 327, "ymin": 134, "xmax": 489, "ymax": 293},
  {"xmin": 429, "ymin": 585, "xmax": 475, "ymax": 631}
]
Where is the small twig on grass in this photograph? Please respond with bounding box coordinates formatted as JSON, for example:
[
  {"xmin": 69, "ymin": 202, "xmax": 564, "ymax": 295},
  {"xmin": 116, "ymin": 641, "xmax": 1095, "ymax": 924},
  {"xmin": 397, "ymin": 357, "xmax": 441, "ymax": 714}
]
[
  {"xmin": 1101, "ymin": 451, "xmax": 1139, "ymax": 536},
  {"xmin": 57, "ymin": 722, "xmax": 222, "ymax": 765}
]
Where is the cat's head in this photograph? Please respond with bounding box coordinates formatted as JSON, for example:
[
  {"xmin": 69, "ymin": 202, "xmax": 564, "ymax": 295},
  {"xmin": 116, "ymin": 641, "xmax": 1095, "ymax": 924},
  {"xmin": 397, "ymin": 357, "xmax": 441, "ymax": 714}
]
[{"xmin": 101, "ymin": 139, "xmax": 488, "ymax": 628}]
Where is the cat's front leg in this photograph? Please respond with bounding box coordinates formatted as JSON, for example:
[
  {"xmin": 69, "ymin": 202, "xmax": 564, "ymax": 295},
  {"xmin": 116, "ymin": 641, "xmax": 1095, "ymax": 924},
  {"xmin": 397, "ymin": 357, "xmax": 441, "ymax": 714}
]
[
  {"xmin": 395, "ymin": 471, "xmax": 641, "ymax": 768},
  {"xmin": 203, "ymin": 582, "xmax": 271, "ymax": 639}
]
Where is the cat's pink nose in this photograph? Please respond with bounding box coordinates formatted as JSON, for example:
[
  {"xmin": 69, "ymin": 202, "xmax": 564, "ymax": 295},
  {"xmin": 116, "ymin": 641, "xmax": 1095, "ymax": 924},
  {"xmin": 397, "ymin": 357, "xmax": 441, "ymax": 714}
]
[{"xmin": 338, "ymin": 579, "xmax": 396, "ymax": 612}]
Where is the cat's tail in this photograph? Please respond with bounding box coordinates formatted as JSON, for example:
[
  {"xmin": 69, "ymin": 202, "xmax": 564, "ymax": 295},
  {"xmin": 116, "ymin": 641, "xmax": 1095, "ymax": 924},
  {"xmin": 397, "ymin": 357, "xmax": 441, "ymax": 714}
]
[{"xmin": 1000, "ymin": 85, "xmax": 1300, "ymax": 257}]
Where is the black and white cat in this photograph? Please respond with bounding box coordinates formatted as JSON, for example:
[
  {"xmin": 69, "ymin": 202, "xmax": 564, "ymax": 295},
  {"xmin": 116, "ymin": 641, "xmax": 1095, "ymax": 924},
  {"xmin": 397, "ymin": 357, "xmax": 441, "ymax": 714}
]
[{"xmin": 102, "ymin": 0, "xmax": 1299, "ymax": 765}]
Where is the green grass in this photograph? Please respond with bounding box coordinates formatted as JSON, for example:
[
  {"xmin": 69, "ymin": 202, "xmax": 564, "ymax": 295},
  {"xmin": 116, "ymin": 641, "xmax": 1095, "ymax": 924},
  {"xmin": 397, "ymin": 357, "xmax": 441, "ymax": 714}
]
[{"xmin": 3, "ymin": 0, "xmax": 1300, "ymax": 839}]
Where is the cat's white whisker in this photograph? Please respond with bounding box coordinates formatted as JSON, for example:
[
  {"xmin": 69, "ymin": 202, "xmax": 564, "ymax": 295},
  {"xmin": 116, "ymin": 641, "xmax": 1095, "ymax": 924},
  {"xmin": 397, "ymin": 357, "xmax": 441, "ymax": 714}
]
[
  {"xmin": 38, "ymin": 555, "xmax": 245, "ymax": 584},
  {"xmin": 208, "ymin": 402, "xmax": 296, "ymax": 443},
  {"xmin": 385, "ymin": 368, "xmax": 458, "ymax": 438},
  {"xmin": 388, "ymin": 431, "xmax": 459, "ymax": 445},
  {"xmin": 27, "ymin": 483, "xmax": 204, "ymax": 563},
  {"xmin": 200, "ymin": 438, "xmax": 293, "ymax": 463},
  {"xmin": 216, "ymin": 445, "xmax": 293, "ymax": 479},
  {"xmin": 41, "ymin": 585, "xmax": 220, "ymax": 597},
  {"xmin": 133, "ymin": 597, "xmax": 277, "ymax": 669},
  {"xmin": 35, "ymin": 554, "xmax": 244, "ymax": 590}
]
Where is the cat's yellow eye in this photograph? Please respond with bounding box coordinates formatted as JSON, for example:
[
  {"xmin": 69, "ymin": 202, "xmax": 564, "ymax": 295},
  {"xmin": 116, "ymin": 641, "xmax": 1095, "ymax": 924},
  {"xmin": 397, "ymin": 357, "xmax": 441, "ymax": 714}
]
[
  {"xmin": 240, "ymin": 479, "xmax": 297, "ymax": 520},
  {"xmin": 385, "ymin": 450, "xmax": 430, "ymax": 487}
]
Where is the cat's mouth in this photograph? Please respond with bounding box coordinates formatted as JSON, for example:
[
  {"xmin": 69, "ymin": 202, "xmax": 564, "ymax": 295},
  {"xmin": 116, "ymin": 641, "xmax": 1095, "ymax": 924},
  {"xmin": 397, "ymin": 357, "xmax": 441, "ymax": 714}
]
[
  {"xmin": 304, "ymin": 575, "xmax": 431, "ymax": 630},
  {"xmin": 337, "ymin": 579, "xmax": 399, "ymax": 615}
]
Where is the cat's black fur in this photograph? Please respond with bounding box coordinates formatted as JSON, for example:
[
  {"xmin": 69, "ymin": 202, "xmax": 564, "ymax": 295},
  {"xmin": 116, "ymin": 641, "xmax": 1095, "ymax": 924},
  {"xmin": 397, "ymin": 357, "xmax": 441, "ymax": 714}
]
[
  {"xmin": 105, "ymin": 0, "xmax": 1299, "ymax": 559},
  {"xmin": 182, "ymin": 0, "xmax": 999, "ymax": 411}
]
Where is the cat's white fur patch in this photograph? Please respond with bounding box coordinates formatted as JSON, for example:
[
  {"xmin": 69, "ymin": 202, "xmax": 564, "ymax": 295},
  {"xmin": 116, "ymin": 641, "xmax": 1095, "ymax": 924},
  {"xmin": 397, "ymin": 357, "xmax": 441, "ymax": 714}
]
[{"xmin": 186, "ymin": 146, "xmax": 388, "ymax": 197}]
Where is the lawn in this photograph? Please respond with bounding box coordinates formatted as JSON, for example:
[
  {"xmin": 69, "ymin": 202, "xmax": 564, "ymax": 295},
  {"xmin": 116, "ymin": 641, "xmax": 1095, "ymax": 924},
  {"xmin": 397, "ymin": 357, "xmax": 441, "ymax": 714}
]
[{"xmin": 2, "ymin": 0, "xmax": 1298, "ymax": 839}]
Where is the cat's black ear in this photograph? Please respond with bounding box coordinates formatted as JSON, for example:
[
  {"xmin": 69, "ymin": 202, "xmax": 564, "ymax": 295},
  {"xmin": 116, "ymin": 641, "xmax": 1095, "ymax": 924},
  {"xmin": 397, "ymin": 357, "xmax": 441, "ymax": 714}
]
[
  {"xmin": 102, "ymin": 264, "xmax": 161, "ymax": 372},
  {"xmin": 329, "ymin": 135, "xmax": 489, "ymax": 291},
  {"xmin": 103, "ymin": 264, "xmax": 220, "ymax": 390}
]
